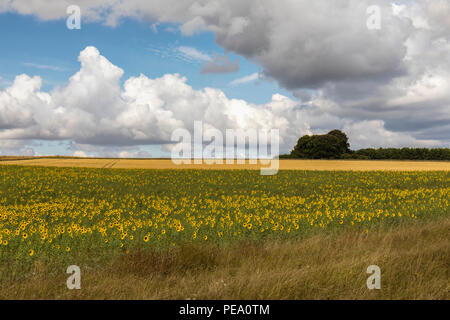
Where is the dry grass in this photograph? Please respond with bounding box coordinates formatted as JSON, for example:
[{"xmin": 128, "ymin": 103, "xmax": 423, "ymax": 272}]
[
  {"xmin": 1, "ymin": 158, "xmax": 449, "ymax": 171},
  {"xmin": 2, "ymin": 218, "xmax": 448, "ymax": 300}
]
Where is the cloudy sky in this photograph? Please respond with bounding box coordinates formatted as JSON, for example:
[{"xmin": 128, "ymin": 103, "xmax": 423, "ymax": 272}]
[{"xmin": 0, "ymin": 0, "xmax": 449, "ymax": 157}]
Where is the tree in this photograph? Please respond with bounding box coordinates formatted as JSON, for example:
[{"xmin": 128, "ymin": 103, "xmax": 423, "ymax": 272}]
[
  {"xmin": 327, "ymin": 130, "xmax": 350, "ymax": 154},
  {"xmin": 289, "ymin": 130, "xmax": 450, "ymax": 160},
  {"xmin": 290, "ymin": 130, "xmax": 349, "ymax": 159}
]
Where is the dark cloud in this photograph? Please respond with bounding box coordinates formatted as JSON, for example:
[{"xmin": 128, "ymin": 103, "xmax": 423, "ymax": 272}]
[{"xmin": 1, "ymin": 0, "xmax": 449, "ymax": 150}]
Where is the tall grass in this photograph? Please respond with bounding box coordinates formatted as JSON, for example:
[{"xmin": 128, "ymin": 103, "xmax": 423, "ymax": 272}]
[{"xmin": 1, "ymin": 218, "xmax": 448, "ymax": 299}]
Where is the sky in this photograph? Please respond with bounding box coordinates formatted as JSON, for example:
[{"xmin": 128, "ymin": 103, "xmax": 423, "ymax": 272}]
[{"xmin": 0, "ymin": 0, "xmax": 449, "ymax": 157}]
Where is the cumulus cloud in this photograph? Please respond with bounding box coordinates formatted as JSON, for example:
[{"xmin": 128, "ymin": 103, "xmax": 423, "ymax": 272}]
[
  {"xmin": 0, "ymin": 46, "xmax": 447, "ymax": 157},
  {"xmin": 1, "ymin": 0, "xmax": 449, "ymax": 151},
  {"xmin": 342, "ymin": 120, "xmax": 440, "ymax": 149},
  {"xmin": 1, "ymin": 1, "xmax": 411, "ymax": 86},
  {"xmin": 69, "ymin": 143, "xmax": 152, "ymax": 158},
  {"xmin": 0, "ymin": 47, "xmax": 310, "ymax": 154},
  {"xmin": 0, "ymin": 139, "xmax": 36, "ymax": 156},
  {"xmin": 72, "ymin": 150, "xmax": 88, "ymax": 157}
]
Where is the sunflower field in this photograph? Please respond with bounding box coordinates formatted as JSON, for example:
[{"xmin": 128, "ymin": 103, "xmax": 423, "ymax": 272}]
[{"xmin": 0, "ymin": 165, "xmax": 448, "ymax": 281}]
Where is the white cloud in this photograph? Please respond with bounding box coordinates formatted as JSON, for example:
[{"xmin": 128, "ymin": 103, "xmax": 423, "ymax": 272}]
[
  {"xmin": 229, "ymin": 72, "xmax": 259, "ymax": 86},
  {"xmin": 4, "ymin": 0, "xmax": 410, "ymax": 88},
  {"xmin": 0, "ymin": 139, "xmax": 36, "ymax": 156},
  {"xmin": 343, "ymin": 120, "xmax": 440, "ymax": 149},
  {"xmin": 1, "ymin": 0, "xmax": 449, "ymax": 150},
  {"xmin": 178, "ymin": 46, "xmax": 212, "ymax": 62},
  {"xmin": 118, "ymin": 150, "xmax": 151, "ymax": 158},
  {"xmin": 22, "ymin": 62, "xmax": 67, "ymax": 72},
  {"xmin": 0, "ymin": 47, "xmax": 307, "ymax": 153},
  {"xmin": 73, "ymin": 150, "xmax": 88, "ymax": 157},
  {"xmin": 179, "ymin": 16, "xmax": 207, "ymax": 35},
  {"xmin": 0, "ymin": 46, "xmax": 446, "ymax": 156}
]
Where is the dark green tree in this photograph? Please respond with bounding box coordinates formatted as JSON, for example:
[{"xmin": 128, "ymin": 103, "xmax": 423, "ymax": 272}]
[
  {"xmin": 288, "ymin": 130, "xmax": 450, "ymax": 160},
  {"xmin": 290, "ymin": 130, "xmax": 349, "ymax": 159},
  {"xmin": 327, "ymin": 129, "xmax": 350, "ymax": 154}
]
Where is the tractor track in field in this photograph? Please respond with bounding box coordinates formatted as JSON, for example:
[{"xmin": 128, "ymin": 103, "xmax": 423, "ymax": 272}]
[{"xmin": 102, "ymin": 160, "xmax": 120, "ymax": 168}]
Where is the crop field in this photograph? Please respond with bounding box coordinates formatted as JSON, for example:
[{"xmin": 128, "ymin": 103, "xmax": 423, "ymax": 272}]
[
  {"xmin": 1, "ymin": 158, "xmax": 450, "ymax": 171},
  {"xmin": 0, "ymin": 164, "xmax": 448, "ymax": 299}
]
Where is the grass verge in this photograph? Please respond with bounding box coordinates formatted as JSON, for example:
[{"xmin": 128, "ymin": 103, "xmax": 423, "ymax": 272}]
[{"xmin": 1, "ymin": 217, "xmax": 448, "ymax": 300}]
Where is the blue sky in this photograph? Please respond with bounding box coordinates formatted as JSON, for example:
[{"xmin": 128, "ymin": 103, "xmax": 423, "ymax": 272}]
[
  {"xmin": 0, "ymin": 12, "xmax": 297, "ymax": 157},
  {"xmin": 0, "ymin": 12, "xmax": 292, "ymax": 102},
  {"xmin": 0, "ymin": 1, "xmax": 448, "ymax": 157}
]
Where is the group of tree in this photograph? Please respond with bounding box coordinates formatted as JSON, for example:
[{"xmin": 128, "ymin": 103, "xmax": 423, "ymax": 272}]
[{"xmin": 283, "ymin": 130, "xmax": 450, "ymax": 160}]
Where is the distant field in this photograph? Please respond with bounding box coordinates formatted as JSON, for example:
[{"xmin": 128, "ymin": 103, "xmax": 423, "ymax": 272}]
[{"xmin": 1, "ymin": 158, "xmax": 450, "ymax": 171}]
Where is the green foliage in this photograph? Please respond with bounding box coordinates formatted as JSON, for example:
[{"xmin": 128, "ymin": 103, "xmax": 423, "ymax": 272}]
[
  {"xmin": 353, "ymin": 148, "xmax": 450, "ymax": 160},
  {"xmin": 289, "ymin": 130, "xmax": 450, "ymax": 160},
  {"xmin": 290, "ymin": 130, "xmax": 350, "ymax": 159}
]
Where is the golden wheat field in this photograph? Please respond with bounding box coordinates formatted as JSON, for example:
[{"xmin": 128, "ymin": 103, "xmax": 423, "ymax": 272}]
[{"xmin": 1, "ymin": 158, "xmax": 450, "ymax": 171}]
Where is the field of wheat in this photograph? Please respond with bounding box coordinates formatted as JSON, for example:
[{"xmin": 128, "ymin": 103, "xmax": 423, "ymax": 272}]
[
  {"xmin": 1, "ymin": 158, "xmax": 450, "ymax": 171},
  {"xmin": 0, "ymin": 164, "xmax": 448, "ymax": 299}
]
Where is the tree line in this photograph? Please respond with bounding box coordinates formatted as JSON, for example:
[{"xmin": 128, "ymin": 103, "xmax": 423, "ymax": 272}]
[{"xmin": 282, "ymin": 130, "xmax": 450, "ymax": 160}]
